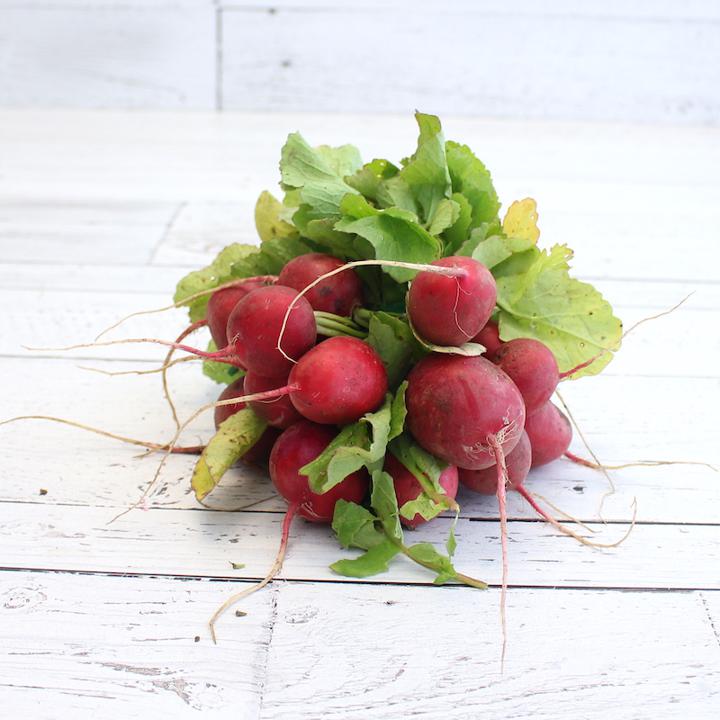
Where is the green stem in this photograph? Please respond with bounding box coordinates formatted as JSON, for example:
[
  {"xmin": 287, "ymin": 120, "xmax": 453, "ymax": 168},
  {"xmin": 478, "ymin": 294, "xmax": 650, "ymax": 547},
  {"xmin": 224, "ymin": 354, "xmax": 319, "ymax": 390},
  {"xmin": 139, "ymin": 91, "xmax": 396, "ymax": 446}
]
[
  {"xmin": 385, "ymin": 532, "xmax": 487, "ymax": 590},
  {"xmin": 314, "ymin": 314, "xmax": 368, "ymax": 339}
]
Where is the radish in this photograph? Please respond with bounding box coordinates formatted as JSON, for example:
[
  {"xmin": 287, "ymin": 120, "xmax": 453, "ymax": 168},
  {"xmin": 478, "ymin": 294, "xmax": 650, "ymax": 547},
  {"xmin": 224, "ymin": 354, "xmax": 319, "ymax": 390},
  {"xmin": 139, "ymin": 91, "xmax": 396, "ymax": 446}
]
[
  {"xmin": 407, "ymin": 256, "xmax": 496, "ymax": 346},
  {"xmin": 226, "ymin": 285, "xmax": 317, "ymax": 376},
  {"xmin": 384, "ymin": 452, "xmax": 458, "ymax": 529},
  {"xmin": 207, "ymin": 277, "xmax": 275, "ymax": 348},
  {"xmin": 406, "ymin": 354, "xmax": 526, "ymax": 469},
  {"xmin": 214, "ymin": 378, "xmax": 281, "ymax": 466},
  {"xmin": 459, "ymin": 431, "xmax": 532, "ymax": 494},
  {"xmin": 243, "ymin": 370, "xmax": 302, "ymax": 429},
  {"xmin": 206, "ymin": 336, "xmax": 388, "ymax": 427},
  {"xmin": 287, "ymin": 336, "xmax": 388, "ymax": 425},
  {"xmin": 270, "ymin": 420, "xmax": 369, "ymax": 522},
  {"xmin": 278, "ymin": 253, "xmax": 364, "ymax": 316},
  {"xmin": 525, "ymin": 401, "xmax": 572, "ymax": 467},
  {"xmin": 492, "ymin": 338, "xmax": 559, "ymax": 416},
  {"xmin": 472, "ymin": 319, "xmax": 502, "ymax": 357}
]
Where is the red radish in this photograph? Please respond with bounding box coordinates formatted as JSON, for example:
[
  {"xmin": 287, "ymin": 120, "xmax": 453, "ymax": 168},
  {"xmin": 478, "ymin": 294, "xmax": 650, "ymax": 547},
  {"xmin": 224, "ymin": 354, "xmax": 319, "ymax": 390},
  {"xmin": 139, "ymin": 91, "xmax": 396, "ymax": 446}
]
[
  {"xmin": 406, "ymin": 354, "xmax": 525, "ymax": 470},
  {"xmin": 459, "ymin": 431, "xmax": 532, "ymax": 494},
  {"xmin": 525, "ymin": 401, "xmax": 572, "ymax": 467},
  {"xmin": 211, "ymin": 337, "xmax": 388, "ymax": 427},
  {"xmin": 407, "ymin": 256, "xmax": 496, "ymax": 346},
  {"xmin": 384, "ymin": 453, "xmax": 458, "ymax": 529},
  {"xmin": 213, "ymin": 378, "xmax": 280, "ymax": 466},
  {"xmin": 207, "ymin": 277, "xmax": 275, "ymax": 348},
  {"xmin": 492, "ymin": 338, "xmax": 559, "ymax": 416},
  {"xmin": 269, "ymin": 421, "xmax": 369, "ymax": 522},
  {"xmin": 244, "ymin": 370, "xmax": 301, "ymax": 429},
  {"xmin": 278, "ymin": 253, "xmax": 363, "ymax": 316},
  {"xmin": 288, "ymin": 336, "xmax": 388, "ymax": 425},
  {"xmin": 226, "ymin": 285, "xmax": 316, "ymax": 376},
  {"xmin": 472, "ymin": 319, "xmax": 502, "ymax": 357}
]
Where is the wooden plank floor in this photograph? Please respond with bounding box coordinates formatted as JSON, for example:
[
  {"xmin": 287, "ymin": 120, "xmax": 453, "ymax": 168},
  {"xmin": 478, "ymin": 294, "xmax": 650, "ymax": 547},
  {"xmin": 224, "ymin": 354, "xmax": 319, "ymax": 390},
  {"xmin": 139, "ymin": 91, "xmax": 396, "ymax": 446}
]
[{"xmin": 0, "ymin": 110, "xmax": 718, "ymax": 718}]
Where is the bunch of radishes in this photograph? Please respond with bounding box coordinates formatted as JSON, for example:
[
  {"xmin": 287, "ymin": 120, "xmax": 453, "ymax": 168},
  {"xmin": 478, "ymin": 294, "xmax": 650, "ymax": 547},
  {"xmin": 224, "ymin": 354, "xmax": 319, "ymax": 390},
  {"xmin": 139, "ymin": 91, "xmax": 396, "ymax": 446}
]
[{"xmin": 200, "ymin": 250, "xmax": 574, "ymax": 543}]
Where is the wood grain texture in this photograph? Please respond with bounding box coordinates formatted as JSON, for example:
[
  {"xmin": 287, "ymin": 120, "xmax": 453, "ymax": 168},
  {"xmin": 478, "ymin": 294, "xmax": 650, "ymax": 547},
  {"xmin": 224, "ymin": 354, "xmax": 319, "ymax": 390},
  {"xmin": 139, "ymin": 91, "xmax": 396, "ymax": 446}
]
[
  {"xmin": 221, "ymin": 5, "xmax": 720, "ymax": 123},
  {"xmin": 0, "ymin": 5, "xmax": 216, "ymax": 109},
  {"xmin": 1, "ymin": 501, "xmax": 718, "ymax": 590},
  {"xmin": 259, "ymin": 582, "xmax": 720, "ymax": 720},
  {"xmin": 2, "ymin": 571, "xmax": 718, "ymax": 718},
  {"xmin": 0, "ymin": 570, "xmax": 271, "ymax": 718}
]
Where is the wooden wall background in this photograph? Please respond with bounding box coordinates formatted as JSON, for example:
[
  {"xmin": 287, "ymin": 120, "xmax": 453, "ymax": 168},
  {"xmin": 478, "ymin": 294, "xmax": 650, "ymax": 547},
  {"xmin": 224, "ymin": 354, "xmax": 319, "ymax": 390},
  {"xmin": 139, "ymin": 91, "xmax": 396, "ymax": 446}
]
[{"xmin": 1, "ymin": 0, "xmax": 719, "ymax": 124}]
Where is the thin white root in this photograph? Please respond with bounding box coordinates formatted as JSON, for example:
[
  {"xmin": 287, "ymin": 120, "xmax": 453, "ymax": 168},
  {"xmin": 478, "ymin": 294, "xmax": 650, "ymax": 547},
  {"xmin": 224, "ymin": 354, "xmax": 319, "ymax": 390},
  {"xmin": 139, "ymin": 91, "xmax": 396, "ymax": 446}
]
[
  {"xmin": 77, "ymin": 355, "xmax": 198, "ymax": 377},
  {"xmin": 555, "ymin": 389, "xmax": 617, "ymax": 521},
  {"xmin": 209, "ymin": 501, "xmax": 299, "ymax": 643}
]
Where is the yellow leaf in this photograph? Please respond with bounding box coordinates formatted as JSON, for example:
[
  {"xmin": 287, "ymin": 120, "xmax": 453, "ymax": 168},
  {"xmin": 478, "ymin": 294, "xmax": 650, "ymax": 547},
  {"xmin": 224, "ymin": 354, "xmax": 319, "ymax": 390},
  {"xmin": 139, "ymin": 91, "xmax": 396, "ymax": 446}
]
[{"xmin": 502, "ymin": 198, "xmax": 540, "ymax": 243}]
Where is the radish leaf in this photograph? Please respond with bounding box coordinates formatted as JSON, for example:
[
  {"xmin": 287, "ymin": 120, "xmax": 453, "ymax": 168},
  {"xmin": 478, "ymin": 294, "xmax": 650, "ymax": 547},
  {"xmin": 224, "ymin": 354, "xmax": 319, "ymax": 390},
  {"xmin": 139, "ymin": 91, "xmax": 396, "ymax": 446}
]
[{"xmin": 191, "ymin": 409, "xmax": 267, "ymax": 501}]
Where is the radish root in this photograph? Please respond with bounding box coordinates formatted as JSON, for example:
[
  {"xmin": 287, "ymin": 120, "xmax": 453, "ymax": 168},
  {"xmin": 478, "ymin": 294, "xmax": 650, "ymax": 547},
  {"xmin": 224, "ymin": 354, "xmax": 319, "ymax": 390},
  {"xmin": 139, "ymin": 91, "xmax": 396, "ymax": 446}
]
[
  {"xmin": 555, "ymin": 388, "xmax": 617, "ymax": 519},
  {"xmin": 0, "ymin": 415, "xmax": 204, "ymax": 455},
  {"xmin": 209, "ymin": 500, "xmax": 300, "ymax": 643},
  {"xmin": 487, "ymin": 433, "xmax": 509, "ymax": 669},
  {"xmin": 161, "ymin": 319, "xmax": 208, "ymax": 430},
  {"xmin": 94, "ymin": 276, "xmax": 278, "ymax": 340},
  {"xmin": 77, "ymin": 355, "xmax": 198, "ymax": 377},
  {"xmin": 564, "ymin": 451, "xmax": 717, "ymax": 473}
]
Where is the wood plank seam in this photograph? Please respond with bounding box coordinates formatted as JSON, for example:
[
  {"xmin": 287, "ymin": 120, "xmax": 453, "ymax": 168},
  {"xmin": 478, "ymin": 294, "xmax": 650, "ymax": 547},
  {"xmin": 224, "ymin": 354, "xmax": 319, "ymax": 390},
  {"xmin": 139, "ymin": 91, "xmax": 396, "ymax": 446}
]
[{"xmin": 147, "ymin": 202, "xmax": 187, "ymax": 265}]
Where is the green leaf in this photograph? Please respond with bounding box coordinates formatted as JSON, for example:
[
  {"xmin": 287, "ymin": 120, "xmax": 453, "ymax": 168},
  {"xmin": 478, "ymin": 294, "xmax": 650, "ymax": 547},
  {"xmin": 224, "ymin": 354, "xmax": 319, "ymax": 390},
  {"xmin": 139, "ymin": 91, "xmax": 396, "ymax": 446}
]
[
  {"xmin": 346, "ymin": 158, "xmax": 399, "ymax": 202},
  {"xmin": 388, "ymin": 381, "xmax": 408, "ymax": 441},
  {"xmin": 446, "ymin": 140, "xmax": 500, "ymax": 229},
  {"xmin": 406, "ymin": 543, "xmax": 457, "ymax": 585},
  {"xmin": 173, "ymin": 243, "xmax": 259, "ymax": 322},
  {"xmin": 300, "ymin": 393, "xmax": 396, "ymax": 494},
  {"xmin": 332, "ymin": 500, "xmax": 385, "ymax": 550},
  {"xmin": 389, "ymin": 434, "xmax": 450, "ymax": 523},
  {"xmin": 335, "ymin": 207, "xmax": 442, "ymax": 283},
  {"xmin": 399, "ymin": 495, "xmax": 444, "ymax": 522},
  {"xmin": 366, "ymin": 313, "xmax": 421, "ymax": 388},
  {"xmin": 370, "ymin": 470, "xmax": 402, "ymax": 542},
  {"xmin": 469, "ymin": 233, "xmax": 537, "ymax": 270},
  {"xmin": 442, "ymin": 192, "xmax": 473, "ymax": 254},
  {"xmin": 330, "ymin": 538, "xmax": 400, "ymax": 578},
  {"xmin": 397, "ymin": 112, "xmax": 452, "ymax": 224},
  {"xmin": 254, "ymin": 190, "xmax": 299, "ymax": 243},
  {"xmin": 496, "ymin": 244, "xmax": 623, "ymax": 378},
  {"xmin": 427, "ymin": 197, "xmax": 460, "ymax": 237},
  {"xmin": 191, "ymin": 409, "xmax": 267, "ymax": 501},
  {"xmin": 202, "ymin": 340, "xmax": 244, "ymax": 385},
  {"xmin": 280, "ymin": 133, "xmax": 361, "ymax": 218}
]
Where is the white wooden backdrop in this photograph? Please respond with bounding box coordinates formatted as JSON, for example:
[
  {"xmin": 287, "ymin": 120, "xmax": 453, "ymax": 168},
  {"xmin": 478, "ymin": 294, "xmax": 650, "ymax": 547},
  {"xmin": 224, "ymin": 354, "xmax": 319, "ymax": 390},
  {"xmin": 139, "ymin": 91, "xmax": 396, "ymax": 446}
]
[
  {"xmin": 0, "ymin": 109, "xmax": 719, "ymax": 716},
  {"xmin": 1, "ymin": 0, "xmax": 720, "ymax": 123}
]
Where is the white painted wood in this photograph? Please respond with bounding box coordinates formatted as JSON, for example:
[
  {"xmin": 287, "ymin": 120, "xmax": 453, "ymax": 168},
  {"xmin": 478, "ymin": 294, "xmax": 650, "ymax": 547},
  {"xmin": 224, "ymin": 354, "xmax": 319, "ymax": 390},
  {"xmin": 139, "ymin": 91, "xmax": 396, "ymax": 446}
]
[
  {"xmin": 0, "ymin": 5, "xmax": 216, "ymax": 109},
  {"xmin": 0, "ymin": 201, "xmax": 179, "ymax": 265},
  {"xmin": 220, "ymin": 1, "xmax": 720, "ymax": 21},
  {"xmin": 2, "ymin": 571, "xmax": 718, "ymax": 718},
  {"xmin": 151, "ymin": 202, "xmax": 256, "ymax": 266},
  {"xmin": 259, "ymin": 583, "xmax": 720, "ymax": 720},
  {"xmin": 0, "ymin": 570, "xmax": 271, "ymax": 718},
  {"xmin": 1, "ymin": 501, "xmax": 717, "ymax": 590},
  {"xmin": 221, "ymin": 6, "xmax": 720, "ymax": 124}
]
